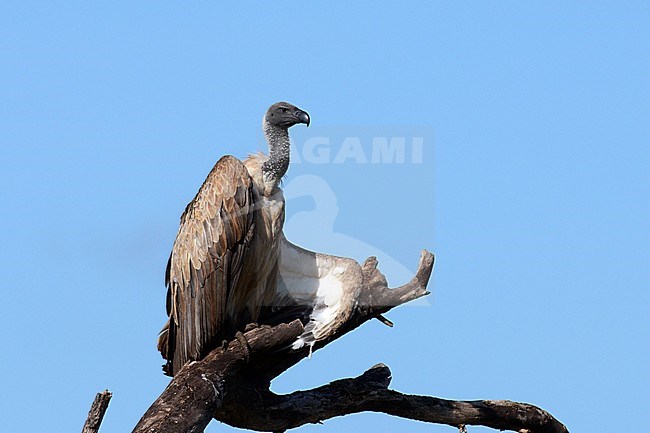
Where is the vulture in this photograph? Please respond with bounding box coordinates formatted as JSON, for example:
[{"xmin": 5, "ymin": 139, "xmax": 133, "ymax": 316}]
[
  {"xmin": 158, "ymin": 102, "xmax": 364, "ymax": 376},
  {"xmin": 157, "ymin": 102, "xmax": 310, "ymax": 376}
]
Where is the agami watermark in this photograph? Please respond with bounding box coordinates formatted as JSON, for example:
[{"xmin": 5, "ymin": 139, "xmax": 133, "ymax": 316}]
[{"xmin": 258, "ymin": 126, "xmax": 432, "ymax": 165}]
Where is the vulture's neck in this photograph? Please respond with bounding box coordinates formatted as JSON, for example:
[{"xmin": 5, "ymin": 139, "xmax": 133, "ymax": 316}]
[{"xmin": 262, "ymin": 121, "xmax": 291, "ymax": 184}]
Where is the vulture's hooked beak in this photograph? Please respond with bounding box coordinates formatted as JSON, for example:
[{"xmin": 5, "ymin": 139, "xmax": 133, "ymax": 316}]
[{"xmin": 296, "ymin": 110, "xmax": 310, "ymax": 127}]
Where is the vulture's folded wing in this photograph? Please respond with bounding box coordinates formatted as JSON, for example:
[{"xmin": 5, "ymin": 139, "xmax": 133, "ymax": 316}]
[
  {"xmin": 275, "ymin": 235, "xmax": 363, "ymax": 350},
  {"xmin": 159, "ymin": 155, "xmax": 256, "ymax": 376}
]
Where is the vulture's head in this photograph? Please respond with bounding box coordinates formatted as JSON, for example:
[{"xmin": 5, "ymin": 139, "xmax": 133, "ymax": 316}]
[{"xmin": 265, "ymin": 102, "xmax": 310, "ymax": 129}]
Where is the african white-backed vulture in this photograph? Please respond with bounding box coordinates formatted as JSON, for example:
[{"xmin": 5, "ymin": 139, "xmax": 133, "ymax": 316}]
[{"xmin": 158, "ymin": 102, "xmax": 310, "ymax": 376}]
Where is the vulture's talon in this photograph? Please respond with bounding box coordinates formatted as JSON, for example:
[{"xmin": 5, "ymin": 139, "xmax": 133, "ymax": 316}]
[
  {"xmin": 221, "ymin": 340, "xmax": 228, "ymax": 350},
  {"xmin": 244, "ymin": 322, "xmax": 259, "ymax": 332},
  {"xmin": 235, "ymin": 331, "xmax": 251, "ymax": 363}
]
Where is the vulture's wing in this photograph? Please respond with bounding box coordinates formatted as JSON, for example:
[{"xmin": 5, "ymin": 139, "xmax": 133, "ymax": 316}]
[
  {"xmin": 159, "ymin": 155, "xmax": 256, "ymax": 376},
  {"xmin": 274, "ymin": 235, "xmax": 363, "ymax": 350}
]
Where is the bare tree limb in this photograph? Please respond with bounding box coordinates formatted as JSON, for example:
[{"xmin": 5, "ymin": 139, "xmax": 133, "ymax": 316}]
[
  {"xmin": 132, "ymin": 320, "xmax": 304, "ymax": 433},
  {"xmin": 129, "ymin": 250, "xmax": 569, "ymax": 433},
  {"xmin": 82, "ymin": 390, "xmax": 112, "ymax": 433},
  {"xmin": 215, "ymin": 364, "xmax": 568, "ymax": 433}
]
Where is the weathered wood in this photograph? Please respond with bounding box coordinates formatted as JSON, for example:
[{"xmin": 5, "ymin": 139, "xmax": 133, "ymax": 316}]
[
  {"xmin": 132, "ymin": 320, "xmax": 303, "ymax": 433},
  {"xmin": 82, "ymin": 390, "xmax": 112, "ymax": 433},
  {"xmin": 216, "ymin": 364, "xmax": 568, "ymax": 433}
]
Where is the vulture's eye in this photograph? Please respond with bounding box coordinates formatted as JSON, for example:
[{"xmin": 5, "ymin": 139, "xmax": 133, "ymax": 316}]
[{"xmin": 280, "ymin": 107, "xmax": 288, "ymax": 113}]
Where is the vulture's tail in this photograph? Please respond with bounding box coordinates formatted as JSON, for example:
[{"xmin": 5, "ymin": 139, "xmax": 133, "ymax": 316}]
[{"xmin": 157, "ymin": 319, "xmax": 175, "ymax": 377}]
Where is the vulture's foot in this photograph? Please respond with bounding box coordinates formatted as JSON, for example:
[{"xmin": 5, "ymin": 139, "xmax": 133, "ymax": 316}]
[
  {"xmin": 221, "ymin": 340, "xmax": 228, "ymax": 350},
  {"xmin": 235, "ymin": 331, "xmax": 251, "ymax": 363},
  {"xmin": 244, "ymin": 322, "xmax": 259, "ymax": 332}
]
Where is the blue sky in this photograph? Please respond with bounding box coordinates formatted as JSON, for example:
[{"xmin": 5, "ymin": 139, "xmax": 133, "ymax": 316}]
[{"xmin": 1, "ymin": 2, "xmax": 648, "ymax": 433}]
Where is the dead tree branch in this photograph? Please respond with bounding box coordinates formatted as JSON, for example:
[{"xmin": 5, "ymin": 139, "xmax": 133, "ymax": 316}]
[
  {"xmin": 82, "ymin": 390, "xmax": 112, "ymax": 433},
  {"xmin": 132, "ymin": 320, "xmax": 304, "ymax": 433},
  {"xmin": 216, "ymin": 364, "xmax": 568, "ymax": 433},
  {"xmin": 130, "ymin": 250, "xmax": 569, "ymax": 433}
]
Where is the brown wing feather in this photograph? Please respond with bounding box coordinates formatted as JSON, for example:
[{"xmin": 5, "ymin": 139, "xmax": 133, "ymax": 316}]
[{"xmin": 158, "ymin": 155, "xmax": 256, "ymax": 376}]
